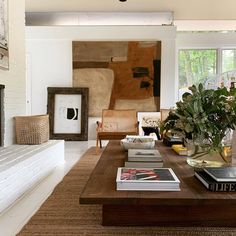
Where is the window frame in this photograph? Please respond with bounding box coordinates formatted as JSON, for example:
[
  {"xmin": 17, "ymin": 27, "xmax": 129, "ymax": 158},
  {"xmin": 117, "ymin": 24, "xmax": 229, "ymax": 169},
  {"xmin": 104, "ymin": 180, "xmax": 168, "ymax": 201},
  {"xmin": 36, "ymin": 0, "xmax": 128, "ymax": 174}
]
[{"xmin": 221, "ymin": 48, "xmax": 236, "ymax": 74}]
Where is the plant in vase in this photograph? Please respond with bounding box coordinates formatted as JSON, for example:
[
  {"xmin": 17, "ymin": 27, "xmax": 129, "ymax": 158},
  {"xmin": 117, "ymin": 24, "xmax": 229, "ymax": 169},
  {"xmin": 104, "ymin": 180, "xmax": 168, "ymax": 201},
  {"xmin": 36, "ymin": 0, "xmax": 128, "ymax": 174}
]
[{"xmin": 162, "ymin": 83, "xmax": 236, "ymax": 168}]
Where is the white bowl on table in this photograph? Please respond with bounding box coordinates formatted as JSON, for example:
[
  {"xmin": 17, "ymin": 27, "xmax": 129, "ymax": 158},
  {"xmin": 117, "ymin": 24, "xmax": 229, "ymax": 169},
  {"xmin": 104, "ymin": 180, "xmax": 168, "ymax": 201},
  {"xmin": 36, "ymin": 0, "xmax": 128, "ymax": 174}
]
[{"xmin": 120, "ymin": 135, "xmax": 155, "ymax": 150}]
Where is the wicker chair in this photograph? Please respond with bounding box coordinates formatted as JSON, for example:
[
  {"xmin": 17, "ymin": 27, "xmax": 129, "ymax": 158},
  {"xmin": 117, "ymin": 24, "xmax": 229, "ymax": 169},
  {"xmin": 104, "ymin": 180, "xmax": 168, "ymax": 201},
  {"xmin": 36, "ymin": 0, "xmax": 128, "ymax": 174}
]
[{"xmin": 96, "ymin": 109, "xmax": 139, "ymax": 148}]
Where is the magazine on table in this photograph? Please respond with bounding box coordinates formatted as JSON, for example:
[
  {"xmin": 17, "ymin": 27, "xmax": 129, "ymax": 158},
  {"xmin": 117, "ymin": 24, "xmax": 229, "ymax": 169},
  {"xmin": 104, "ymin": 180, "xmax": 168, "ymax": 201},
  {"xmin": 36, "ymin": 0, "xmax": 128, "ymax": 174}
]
[{"xmin": 116, "ymin": 167, "xmax": 180, "ymax": 191}]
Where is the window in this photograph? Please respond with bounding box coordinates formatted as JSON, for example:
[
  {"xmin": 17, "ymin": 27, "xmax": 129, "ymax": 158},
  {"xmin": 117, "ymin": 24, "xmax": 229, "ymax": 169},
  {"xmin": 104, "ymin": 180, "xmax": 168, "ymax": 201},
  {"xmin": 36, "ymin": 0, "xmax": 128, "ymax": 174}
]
[
  {"xmin": 178, "ymin": 49, "xmax": 217, "ymax": 98},
  {"xmin": 178, "ymin": 48, "xmax": 236, "ymax": 99},
  {"xmin": 222, "ymin": 49, "xmax": 236, "ymax": 73}
]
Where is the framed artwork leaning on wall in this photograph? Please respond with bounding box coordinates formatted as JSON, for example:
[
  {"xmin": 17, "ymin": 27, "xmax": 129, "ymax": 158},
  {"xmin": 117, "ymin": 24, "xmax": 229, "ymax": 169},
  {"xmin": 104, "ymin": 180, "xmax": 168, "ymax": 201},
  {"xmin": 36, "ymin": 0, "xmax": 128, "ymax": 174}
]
[
  {"xmin": 47, "ymin": 87, "xmax": 89, "ymax": 141},
  {"xmin": 137, "ymin": 112, "xmax": 161, "ymax": 140}
]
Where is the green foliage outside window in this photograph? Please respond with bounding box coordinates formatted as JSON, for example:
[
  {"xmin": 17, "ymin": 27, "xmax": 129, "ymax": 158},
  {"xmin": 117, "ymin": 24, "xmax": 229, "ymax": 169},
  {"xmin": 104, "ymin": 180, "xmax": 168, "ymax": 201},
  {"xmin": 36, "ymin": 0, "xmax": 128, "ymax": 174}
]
[{"xmin": 178, "ymin": 49, "xmax": 217, "ymax": 89}]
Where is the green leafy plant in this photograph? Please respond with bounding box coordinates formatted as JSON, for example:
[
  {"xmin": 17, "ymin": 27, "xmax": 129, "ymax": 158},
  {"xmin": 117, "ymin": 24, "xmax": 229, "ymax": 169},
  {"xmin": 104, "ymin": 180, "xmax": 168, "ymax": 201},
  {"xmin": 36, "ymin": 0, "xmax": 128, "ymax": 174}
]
[{"xmin": 162, "ymin": 83, "xmax": 236, "ymax": 157}]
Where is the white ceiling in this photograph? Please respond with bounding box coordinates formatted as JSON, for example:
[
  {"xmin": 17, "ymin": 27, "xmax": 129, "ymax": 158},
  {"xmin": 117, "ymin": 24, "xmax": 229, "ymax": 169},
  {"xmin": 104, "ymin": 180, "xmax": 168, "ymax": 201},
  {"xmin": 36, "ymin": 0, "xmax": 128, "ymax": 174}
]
[{"xmin": 25, "ymin": 0, "xmax": 236, "ymax": 20}]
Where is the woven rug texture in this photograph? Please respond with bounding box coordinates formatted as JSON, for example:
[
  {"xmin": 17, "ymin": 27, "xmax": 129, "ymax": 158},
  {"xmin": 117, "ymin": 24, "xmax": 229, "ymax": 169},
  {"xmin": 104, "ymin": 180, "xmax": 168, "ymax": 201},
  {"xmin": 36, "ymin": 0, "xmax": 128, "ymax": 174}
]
[{"xmin": 17, "ymin": 147, "xmax": 236, "ymax": 236}]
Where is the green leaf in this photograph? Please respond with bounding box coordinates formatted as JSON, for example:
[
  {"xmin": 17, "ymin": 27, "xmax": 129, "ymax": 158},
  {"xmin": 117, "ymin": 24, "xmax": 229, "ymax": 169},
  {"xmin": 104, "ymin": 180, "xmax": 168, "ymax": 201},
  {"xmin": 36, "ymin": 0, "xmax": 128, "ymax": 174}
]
[{"xmin": 198, "ymin": 83, "xmax": 204, "ymax": 92}]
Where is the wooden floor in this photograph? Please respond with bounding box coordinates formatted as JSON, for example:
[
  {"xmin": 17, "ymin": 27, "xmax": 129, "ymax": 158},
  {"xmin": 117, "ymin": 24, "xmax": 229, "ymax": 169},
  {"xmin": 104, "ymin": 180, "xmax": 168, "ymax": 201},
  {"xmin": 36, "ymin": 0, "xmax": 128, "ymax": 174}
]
[{"xmin": 80, "ymin": 141, "xmax": 236, "ymax": 226}]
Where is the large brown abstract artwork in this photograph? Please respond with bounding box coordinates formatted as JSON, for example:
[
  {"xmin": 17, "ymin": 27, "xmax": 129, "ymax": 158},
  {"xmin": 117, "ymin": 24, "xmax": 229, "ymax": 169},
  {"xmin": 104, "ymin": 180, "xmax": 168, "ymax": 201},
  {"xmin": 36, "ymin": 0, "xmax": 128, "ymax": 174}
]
[{"xmin": 73, "ymin": 41, "xmax": 161, "ymax": 117}]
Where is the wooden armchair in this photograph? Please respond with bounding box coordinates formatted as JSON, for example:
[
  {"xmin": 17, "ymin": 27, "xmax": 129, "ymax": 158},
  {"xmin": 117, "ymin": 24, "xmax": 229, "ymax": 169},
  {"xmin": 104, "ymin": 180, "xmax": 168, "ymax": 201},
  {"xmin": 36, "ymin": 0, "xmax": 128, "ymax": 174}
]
[
  {"xmin": 96, "ymin": 109, "xmax": 139, "ymax": 148},
  {"xmin": 160, "ymin": 108, "xmax": 173, "ymax": 122}
]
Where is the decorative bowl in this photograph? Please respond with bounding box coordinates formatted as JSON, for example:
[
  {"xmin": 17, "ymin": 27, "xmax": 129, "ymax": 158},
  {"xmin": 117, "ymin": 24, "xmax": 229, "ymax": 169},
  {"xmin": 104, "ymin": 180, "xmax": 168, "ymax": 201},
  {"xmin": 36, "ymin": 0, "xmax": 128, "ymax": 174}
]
[{"xmin": 120, "ymin": 135, "xmax": 155, "ymax": 150}]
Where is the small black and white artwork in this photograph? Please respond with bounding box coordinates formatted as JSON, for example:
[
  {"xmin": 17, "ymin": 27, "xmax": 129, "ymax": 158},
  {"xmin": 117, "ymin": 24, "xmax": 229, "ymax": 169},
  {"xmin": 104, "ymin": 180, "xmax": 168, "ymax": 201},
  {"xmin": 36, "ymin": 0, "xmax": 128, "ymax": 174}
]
[
  {"xmin": 137, "ymin": 112, "xmax": 161, "ymax": 140},
  {"xmin": 54, "ymin": 94, "xmax": 82, "ymax": 134},
  {"xmin": 67, "ymin": 108, "xmax": 79, "ymax": 120},
  {"xmin": 0, "ymin": 0, "xmax": 8, "ymax": 70}
]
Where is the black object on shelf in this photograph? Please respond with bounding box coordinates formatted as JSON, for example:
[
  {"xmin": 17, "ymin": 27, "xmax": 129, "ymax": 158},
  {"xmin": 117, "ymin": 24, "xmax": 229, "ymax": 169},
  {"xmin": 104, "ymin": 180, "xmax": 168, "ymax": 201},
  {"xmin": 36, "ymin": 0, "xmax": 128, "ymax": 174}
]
[
  {"xmin": 142, "ymin": 126, "xmax": 161, "ymax": 140},
  {"xmin": 163, "ymin": 136, "xmax": 183, "ymax": 146}
]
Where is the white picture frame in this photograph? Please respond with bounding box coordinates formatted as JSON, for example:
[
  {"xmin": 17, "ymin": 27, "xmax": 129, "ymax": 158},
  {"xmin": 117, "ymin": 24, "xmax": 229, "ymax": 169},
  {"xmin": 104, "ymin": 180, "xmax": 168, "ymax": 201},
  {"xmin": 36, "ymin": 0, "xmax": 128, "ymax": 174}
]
[{"xmin": 137, "ymin": 112, "xmax": 161, "ymax": 139}]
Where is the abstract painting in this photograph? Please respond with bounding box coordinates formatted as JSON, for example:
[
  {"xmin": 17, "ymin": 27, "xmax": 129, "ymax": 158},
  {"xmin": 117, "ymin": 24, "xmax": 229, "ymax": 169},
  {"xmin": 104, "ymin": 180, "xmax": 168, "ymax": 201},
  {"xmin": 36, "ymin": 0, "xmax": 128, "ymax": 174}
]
[{"xmin": 72, "ymin": 41, "xmax": 161, "ymax": 115}]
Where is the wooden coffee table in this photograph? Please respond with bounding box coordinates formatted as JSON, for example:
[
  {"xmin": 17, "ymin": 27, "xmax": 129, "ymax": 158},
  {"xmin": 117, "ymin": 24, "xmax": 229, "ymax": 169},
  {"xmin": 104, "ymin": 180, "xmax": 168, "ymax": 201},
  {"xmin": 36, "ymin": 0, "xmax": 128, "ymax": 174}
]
[{"xmin": 80, "ymin": 140, "xmax": 236, "ymax": 226}]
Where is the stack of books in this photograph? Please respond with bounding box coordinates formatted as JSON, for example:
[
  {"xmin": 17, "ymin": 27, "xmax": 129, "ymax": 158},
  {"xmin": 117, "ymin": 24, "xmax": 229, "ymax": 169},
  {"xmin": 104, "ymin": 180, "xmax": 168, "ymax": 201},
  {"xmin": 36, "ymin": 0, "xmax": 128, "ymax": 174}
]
[
  {"xmin": 116, "ymin": 167, "xmax": 180, "ymax": 191},
  {"xmin": 195, "ymin": 167, "xmax": 236, "ymax": 192},
  {"xmin": 125, "ymin": 149, "xmax": 163, "ymax": 168},
  {"xmin": 163, "ymin": 134, "xmax": 183, "ymax": 147}
]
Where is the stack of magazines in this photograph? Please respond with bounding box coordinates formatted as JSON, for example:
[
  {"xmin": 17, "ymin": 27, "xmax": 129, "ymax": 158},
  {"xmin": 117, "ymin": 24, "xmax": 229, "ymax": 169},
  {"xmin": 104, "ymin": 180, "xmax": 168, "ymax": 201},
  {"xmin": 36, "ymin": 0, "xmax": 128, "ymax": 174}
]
[
  {"xmin": 195, "ymin": 167, "xmax": 236, "ymax": 192},
  {"xmin": 116, "ymin": 167, "xmax": 180, "ymax": 191},
  {"xmin": 125, "ymin": 149, "xmax": 163, "ymax": 168}
]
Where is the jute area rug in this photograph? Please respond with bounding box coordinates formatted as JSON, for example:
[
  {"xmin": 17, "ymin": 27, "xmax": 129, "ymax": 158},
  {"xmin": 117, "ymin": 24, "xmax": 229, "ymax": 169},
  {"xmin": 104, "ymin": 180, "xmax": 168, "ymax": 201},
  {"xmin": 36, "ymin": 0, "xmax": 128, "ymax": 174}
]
[{"xmin": 18, "ymin": 147, "xmax": 236, "ymax": 236}]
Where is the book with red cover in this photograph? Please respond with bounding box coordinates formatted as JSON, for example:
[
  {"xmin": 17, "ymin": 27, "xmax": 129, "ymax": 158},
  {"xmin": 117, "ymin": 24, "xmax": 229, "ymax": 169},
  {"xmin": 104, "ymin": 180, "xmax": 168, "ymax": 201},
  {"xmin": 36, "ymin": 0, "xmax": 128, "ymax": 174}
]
[{"xmin": 116, "ymin": 167, "xmax": 180, "ymax": 191}]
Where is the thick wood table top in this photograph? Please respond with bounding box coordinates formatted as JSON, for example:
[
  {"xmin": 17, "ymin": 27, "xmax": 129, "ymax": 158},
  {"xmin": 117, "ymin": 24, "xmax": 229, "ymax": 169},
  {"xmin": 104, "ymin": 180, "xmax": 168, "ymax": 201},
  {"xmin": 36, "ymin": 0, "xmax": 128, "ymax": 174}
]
[{"xmin": 80, "ymin": 140, "xmax": 236, "ymax": 206}]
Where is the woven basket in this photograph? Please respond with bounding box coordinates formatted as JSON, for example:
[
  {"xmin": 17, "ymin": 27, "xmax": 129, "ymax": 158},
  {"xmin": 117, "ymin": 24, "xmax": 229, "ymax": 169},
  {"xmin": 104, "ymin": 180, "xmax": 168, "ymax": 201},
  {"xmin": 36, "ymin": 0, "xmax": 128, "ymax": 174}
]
[{"xmin": 15, "ymin": 115, "xmax": 49, "ymax": 145}]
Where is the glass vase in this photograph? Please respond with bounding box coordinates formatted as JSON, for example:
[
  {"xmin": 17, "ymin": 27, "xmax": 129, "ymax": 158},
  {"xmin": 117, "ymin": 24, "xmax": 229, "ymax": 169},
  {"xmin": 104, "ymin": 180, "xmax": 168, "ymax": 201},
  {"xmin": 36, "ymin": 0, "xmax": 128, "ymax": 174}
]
[{"xmin": 185, "ymin": 131, "xmax": 233, "ymax": 169}]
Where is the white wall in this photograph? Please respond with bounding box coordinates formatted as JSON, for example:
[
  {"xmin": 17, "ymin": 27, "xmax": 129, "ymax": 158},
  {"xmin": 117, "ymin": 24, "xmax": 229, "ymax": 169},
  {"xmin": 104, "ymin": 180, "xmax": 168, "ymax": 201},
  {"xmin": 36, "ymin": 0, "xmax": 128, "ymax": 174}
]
[
  {"xmin": 26, "ymin": 40, "xmax": 72, "ymax": 115},
  {"xmin": 26, "ymin": 26, "xmax": 177, "ymax": 139},
  {"xmin": 177, "ymin": 31, "xmax": 236, "ymax": 48},
  {"xmin": 0, "ymin": 0, "xmax": 26, "ymax": 146}
]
